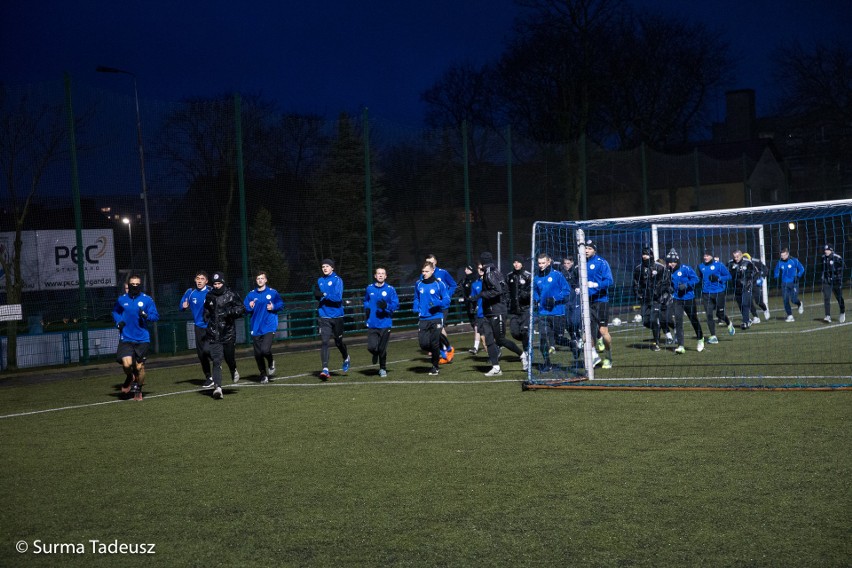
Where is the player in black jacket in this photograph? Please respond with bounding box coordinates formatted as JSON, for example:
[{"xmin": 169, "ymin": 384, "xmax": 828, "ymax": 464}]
[
  {"xmin": 632, "ymin": 246, "xmax": 672, "ymax": 350},
  {"xmin": 203, "ymin": 272, "xmax": 244, "ymax": 399},
  {"xmin": 506, "ymin": 255, "xmax": 532, "ymax": 369},
  {"xmin": 459, "ymin": 265, "xmax": 482, "ymax": 353},
  {"xmin": 474, "ymin": 252, "xmax": 523, "ymax": 376},
  {"xmin": 820, "ymin": 244, "xmax": 846, "ymax": 323},
  {"xmin": 728, "ymin": 250, "xmax": 756, "ymax": 329}
]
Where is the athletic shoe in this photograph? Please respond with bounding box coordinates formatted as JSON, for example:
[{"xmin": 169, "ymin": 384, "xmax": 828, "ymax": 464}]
[
  {"xmin": 763, "ymin": 309, "xmax": 770, "ymax": 321},
  {"xmin": 378, "ymin": 369, "xmax": 387, "ymax": 378},
  {"xmin": 212, "ymin": 386, "xmax": 223, "ymax": 400},
  {"xmin": 439, "ymin": 350, "xmax": 450, "ymax": 364},
  {"xmin": 260, "ymin": 375, "xmax": 269, "ymax": 384},
  {"xmin": 601, "ymin": 359, "xmax": 612, "ymax": 369},
  {"xmin": 841, "ymin": 313, "xmax": 847, "ymax": 323},
  {"xmin": 342, "ymin": 357, "xmax": 351, "ymax": 372},
  {"xmin": 707, "ymin": 336, "xmax": 719, "ymax": 344},
  {"xmin": 445, "ymin": 346, "xmax": 455, "ymax": 363},
  {"xmin": 741, "ymin": 322, "xmax": 750, "ymax": 330},
  {"xmin": 824, "ymin": 315, "xmax": 832, "ymax": 323},
  {"xmin": 428, "ymin": 366, "xmax": 439, "ymax": 376},
  {"xmin": 595, "ymin": 338, "xmax": 605, "ymax": 353},
  {"xmin": 592, "ymin": 355, "xmax": 602, "ymax": 368},
  {"xmin": 520, "ymin": 351, "xmax": 529, "ymax": 371},
  {"xmin": 133, "ymin": 390, "xmax": 143, "ymax": 401},
  {"xmin": 539, "ymin": 363, "xmax": 553, "ymax": 373},
  {"xmin": 232, "ymin": 370, "xmax": 240, "ymax": 383},
  {"xmin": 319, "ymin": 368, "xmax": 330, "ymax": 381},
  {"xmin": 751, "ymin": 316, "xmax": 761, "ymax": 324},
  {"xmin": 664, "ymin": 332, "xmax": 674, "ymax": 344},
  {"xmin": 201, "ymin": 378, "xmax": 215, "ymax": 389},
  {"xmin": 120, "ymin": 379, "xmax": 133, "ymax": 394},
  {"xmin": 468, "ymin": 347, "xmax": 479, "ymax": 355},
  {"xmin": 651, "ymin": 343, "xmax": 661, "ymax": 352},
  {"xmin": 268, "ymin": 363, "xmax": 275, "ymax": 377},
  {"xmin": 696, "ymin": 338, "xmax": 705, "ymax": 352},
  {"xmin": 728, "ymin": 323, "xmax": 736, "ymax": 336},
  {"xmin": 485, "ymin": 366, "xmax": 503, "ymax": 377},
  {"xmin": 675, "ymin": 345, "xmax": 686, "ymax": 354},
  {"xmin": 785, "ymin": 315, "xmax": 795, "ymax": 322},
  {"xmin": 798, "ymin": 302, "xmax": 804, "ymax": 314}
]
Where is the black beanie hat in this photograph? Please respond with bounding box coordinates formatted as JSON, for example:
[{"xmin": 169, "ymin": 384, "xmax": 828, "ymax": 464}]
[
  {"xmin": 514, "ymin": 254, "xmax": 526, "ymax": 264},
  {"xmin": 321, "ymin": 258, "xmax": 335, "ymax": 269},
  {"xmin": 211, "ymin": 272, "xmax": 225, "ymax": 284},
  {"xmin": 479, "ymin": 252, "xmax": 493, "ymax": 264}
]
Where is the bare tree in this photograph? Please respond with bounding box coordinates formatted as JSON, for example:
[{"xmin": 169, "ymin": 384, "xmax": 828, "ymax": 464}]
[{"xmin": 0, "ymin": 86, "xmax": 68, "ymax": 369}]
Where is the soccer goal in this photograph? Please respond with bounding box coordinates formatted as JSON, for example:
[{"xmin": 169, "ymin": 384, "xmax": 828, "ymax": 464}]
[{"xmin": 524, "ymin": 199, "xmax": 852, "ymax": 390}]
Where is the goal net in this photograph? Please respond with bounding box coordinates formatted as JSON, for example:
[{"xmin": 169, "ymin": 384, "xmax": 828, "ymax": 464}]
[{"xmin": 524, "ymin": 199, "xmax": 852, "ymax": 390}]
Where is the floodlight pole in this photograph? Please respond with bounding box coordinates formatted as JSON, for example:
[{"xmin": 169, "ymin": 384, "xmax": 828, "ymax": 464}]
[
  {"xmin": 122, "ymin": 217, "xmax": 133, "ymax": 272},
  {"xmin": 97, "ymin": 65, "xmax": 158, "ymax": 350}
]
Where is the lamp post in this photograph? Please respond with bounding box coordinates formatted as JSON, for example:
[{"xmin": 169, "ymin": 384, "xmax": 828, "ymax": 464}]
[
  {"xmin": 98, "ymin": 65, "xmax": 157, "ymax": 350},
  {"xmin": 96, "ymin": 66, "xmax": 155, "ymax": 298},
  {"xmin": 122, "ymin": 217, "xmax": 133, "ymax": 272}
]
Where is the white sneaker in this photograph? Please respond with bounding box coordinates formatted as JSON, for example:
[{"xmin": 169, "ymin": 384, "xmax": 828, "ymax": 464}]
[
  {"xmin": 824, "ymin": 315, "xmax": 832, "ymax": 323},
  {"xmin": 752, "ymin": 316, "xmax": 761, "ymax": 324},
  {"xmin": 841, "ymin": 313, "xmax": 846, "ymax": 323},
  {"xmin": 696, "ymin": 338, "xmax": 705, "ymax": 352},
  {"xmin": 520, "ymin": 351, "xmax": 529, "ymax": 371},
  {"xmin": 212, "ymin": 387, "xmax": 223, "ymax": 399},
  {"xmin": 485, "ymin": 366, "xmax": 503, "ymax": 377},
  {"xmin": 268, "ymin": 363, "xmax": 276, "ymax": 377},
  {"xmin": 232, "ymin": 370, "xmax": 240, "ymax": 383},
  {"xmin": 665, "ymin": 332, "xmax": 674, "ymax": 343},
  {"xmin": 763, "ymin": 309, "xmax": 770, "ymax": 321},
  {"xmin": 785, "ymin": 315, "xmax": 795, "ymax": 322},
  {"xmin": 798, "ymin": 303, "xmax": 804, "ymax": 314},
  {"xmin": 592, "ymin": 355, "xmax": 602, "ymax": 368}
]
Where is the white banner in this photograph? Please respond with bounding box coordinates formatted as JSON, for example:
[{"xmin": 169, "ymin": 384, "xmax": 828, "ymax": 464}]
[{"xmin": 0, "ymin": 230, "xmax": 116, "ymax": 291}]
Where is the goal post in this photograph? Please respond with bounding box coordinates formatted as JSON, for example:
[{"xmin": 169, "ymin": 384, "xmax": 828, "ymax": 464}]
[{"xmin": 524, "ymin": 199, "xmax": 852, "ymax": 390}]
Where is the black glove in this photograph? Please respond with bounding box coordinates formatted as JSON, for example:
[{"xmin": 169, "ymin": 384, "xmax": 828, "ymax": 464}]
[
  {"xmin": 708, "ymin": 274, "xmax": 719, "ymax": 283},
  {"xmin": 428, "ymin": 305, "xmax": 442, "ymax": 315},
  {"xmin": 117, "ymin": 321, "xmax": 126, "ymax": 332},
  {"xmin": 544, "ymin": 297, "xmax": 556, "ymax": 311},
  {"xmin": 377, "ymin": 299, "xmax": 387, "ymax": 309},
  {"xmin": 138, "ymin": 310, "xmax": 147, "ymax": 326},
  {"xmin": 313, "ymin": 286, "xmax": 323, "ymax": 300},
  {"xmin": 365, "ymin": 308, "xmax": 371, "ymax": 320},
  {"xmin": 677, "ymin": 283, "xmax": 687, "ymax": 295}
]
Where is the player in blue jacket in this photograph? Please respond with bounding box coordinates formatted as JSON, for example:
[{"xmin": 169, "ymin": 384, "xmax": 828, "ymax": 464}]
[
  {"xmin": 773, "ymin": 247, "xmax": 805, "ymax": 321},
  {"xmin": 666, "ymin": 250, "xmax": 705, "ymax": 353},
  {"xmin": 584, "ymin": 240, "xmax": 615, "ymax": 368},
  {"xmin": 697, "ymin": 249, "xmax": 735, "ymax": 343},
  {"xmin": 533, "ymin": 252, "xmax": 570, "ymax": 371},
  {"xmin": 314, "ymin": 259, "xmax": 350, "ymax": 380},
  {"xmin": 179, "ymin": 270, "xmax": 212, "ymax": 384},
  {"xmin": 425, "ymin": 254, "xmax": 457, "ymax": 364},
  {"xmin": 414, "ymin": 261, "xmax": 451, "ymax": 375},
  {"xmin": 112, "ymin": 274, "xmax": 160, "ymax": 400},
  {"xmin": 363, "ymin": 266, "xmax": 399, "ymax": 377},
  {"xmin": 244, "ymin": 271, "xmax": 285, "ymax": 383}
]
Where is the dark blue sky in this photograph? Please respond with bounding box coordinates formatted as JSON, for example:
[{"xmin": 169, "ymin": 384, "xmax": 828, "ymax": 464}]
[{"xmin": 2, "ymin": 0, "xmax": 849, "ymax": 124}]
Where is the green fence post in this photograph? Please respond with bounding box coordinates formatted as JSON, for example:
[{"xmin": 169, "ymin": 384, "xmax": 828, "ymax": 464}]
[
  {"xmin": 506, "ymin": 125, "xmax": 514, "ymax": 261},
  {"xmin": 463, "ymin": 120, "xmax": 471, "ymax": 265},
  {"xmin": 234, "ymin": 94, "xmax": 250, "ymax": 343}
]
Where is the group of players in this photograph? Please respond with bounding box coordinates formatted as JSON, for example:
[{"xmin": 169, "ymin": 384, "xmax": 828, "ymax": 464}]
[{"xmin": 110, "ymin": 243, "xmax": 846, "ymax": 399}]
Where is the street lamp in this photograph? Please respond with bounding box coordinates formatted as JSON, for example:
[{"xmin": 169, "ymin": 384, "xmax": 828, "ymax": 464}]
[
  {"xmin": 122, "ymin": 217, "xmax": 133, "ymax": 272},
  {"xmin": 96, "ymin": 65, "xmax": 155, "ymax": 300}
]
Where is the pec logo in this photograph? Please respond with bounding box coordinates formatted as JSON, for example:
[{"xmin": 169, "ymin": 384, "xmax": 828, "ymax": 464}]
[{"xmin": 54, "ymin": 245, "xmax": 102, "ymax": 265}]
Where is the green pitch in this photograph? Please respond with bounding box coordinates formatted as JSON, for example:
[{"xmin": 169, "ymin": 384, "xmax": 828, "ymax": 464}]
[{"xmin": 0, "ymin": 335, "xmax": 849, "ymax": 567}]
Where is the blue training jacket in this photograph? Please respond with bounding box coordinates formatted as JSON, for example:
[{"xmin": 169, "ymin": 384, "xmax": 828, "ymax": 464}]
[
  {"xmin": 533, "ymin": 266, "xmax": 570, "ymax": 316},
  {"xmin": 471, "ymin": 278, "xmax": 484, "ymax": 319},
  {"xmin": 433, "ymin": 266, "xmax": 457, "ymax": 298},
  {"xmin": 179, "ymin": 286, "xmax": 209, "ymax": 328},
  {"xmin": 773, "ymin": 257, "xmax": 805, "ymax": 283},
  {"xmin": 697, "ymin": 261, "xmax": 731, "ymax": 294},
  {"xmin": 113, "ymin": 292, "xmax": 159, "ymax": 343},
  {"xmin": 317, "ymin": 272, "xmax": 345, "ymax": 318},
  {"xmin": 364, "ymin": 282, "xmax": 400, "ymax": 329},
  {"xmin": 586, "ymin": 254, "xmax": 614, "ymax": 303},
  {"xmin": 414, "ymin": 277, "xmax": 450, "ymax": 320},
  {"xmin": 671, "ymin": 263, "xmax": 700, "ymax": 301},
  {"xmin": 244, "ymin": 287, "xmax": 285, "ymax": 336}
]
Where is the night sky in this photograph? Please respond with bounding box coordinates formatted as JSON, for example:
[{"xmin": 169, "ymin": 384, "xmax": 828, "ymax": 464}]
[{"xmin": 1, "ymin": 0, "xmax": 850, "ymax": 124}]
